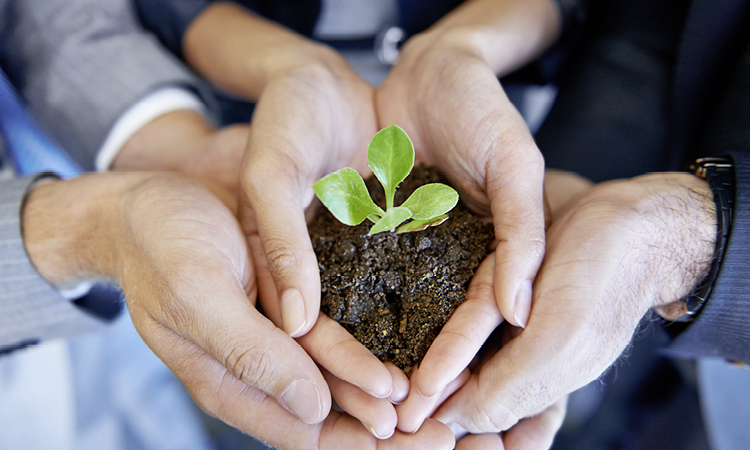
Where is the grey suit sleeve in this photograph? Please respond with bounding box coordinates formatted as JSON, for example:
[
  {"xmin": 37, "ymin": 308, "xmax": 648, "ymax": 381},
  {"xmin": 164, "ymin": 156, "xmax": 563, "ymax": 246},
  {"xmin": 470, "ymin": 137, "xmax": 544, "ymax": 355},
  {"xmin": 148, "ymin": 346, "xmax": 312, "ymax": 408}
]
[
  {"xmin": 0, "ymin": 0, "xmax": 217, "ymax": 171},
  {"xmin": 0, "ymin": 177, "xmax": 107, "ymax": 347}
]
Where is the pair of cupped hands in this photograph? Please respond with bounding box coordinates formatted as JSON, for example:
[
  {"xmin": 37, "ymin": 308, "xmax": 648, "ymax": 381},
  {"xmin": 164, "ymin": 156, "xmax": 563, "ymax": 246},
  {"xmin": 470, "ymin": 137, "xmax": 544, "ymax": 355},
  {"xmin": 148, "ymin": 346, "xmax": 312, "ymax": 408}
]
[{"xmin": 94, "ymin": 29, "xmax": 716, "ymax": 450}]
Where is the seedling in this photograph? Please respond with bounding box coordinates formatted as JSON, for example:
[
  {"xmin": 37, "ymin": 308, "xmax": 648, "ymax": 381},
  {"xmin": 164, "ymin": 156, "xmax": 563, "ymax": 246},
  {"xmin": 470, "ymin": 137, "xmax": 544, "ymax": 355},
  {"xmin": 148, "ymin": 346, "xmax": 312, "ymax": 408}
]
[{"xmin": 313, "ymin": 125, "xmax": 459, "ymax": 235}]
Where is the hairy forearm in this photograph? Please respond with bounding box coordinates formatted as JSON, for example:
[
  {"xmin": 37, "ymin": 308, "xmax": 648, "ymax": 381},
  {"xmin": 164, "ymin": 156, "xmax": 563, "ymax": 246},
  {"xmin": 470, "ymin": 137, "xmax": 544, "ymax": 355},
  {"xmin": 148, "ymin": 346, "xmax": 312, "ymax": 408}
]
[
  {"xmin": 563, "ymin": 173, "xmax": 717, "ymax": 312},
  {"xmin": 408, "ymin": 0, "xmax": 562, "ymax": 75},
  {"xmin": 21, "ymin": 173, "xmax": 148, "ymax": 288},
  {"xmin": 630, "ymin": 174, "xmax": 717, "ymax": 309},
  {"xmin": 183, "ymin": 2, "xmax": 347, "ymax": 99}
]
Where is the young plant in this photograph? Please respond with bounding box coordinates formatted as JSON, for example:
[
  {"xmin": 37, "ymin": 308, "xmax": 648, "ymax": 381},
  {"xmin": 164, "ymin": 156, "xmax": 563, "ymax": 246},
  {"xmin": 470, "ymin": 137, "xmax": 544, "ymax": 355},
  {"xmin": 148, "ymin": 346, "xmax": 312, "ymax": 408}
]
[{"xmin": 313, "ymin": 125, "xmax": 459, "ymax": 235}]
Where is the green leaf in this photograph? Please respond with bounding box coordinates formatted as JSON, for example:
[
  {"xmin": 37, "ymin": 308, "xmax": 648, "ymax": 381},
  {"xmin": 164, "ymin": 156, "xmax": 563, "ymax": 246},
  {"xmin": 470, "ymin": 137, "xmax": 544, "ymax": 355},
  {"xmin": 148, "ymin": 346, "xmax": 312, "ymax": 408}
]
[
  {"xmin": 396, "ymin": 214, "xmax": 449, "ymax": 234},
  {"xmin": 368, "ymin": 125, "xmax": 415, "ymax": 209},
  {"xmin": 400, "ymin": 183, "xmax": 459, "ymax": 220},
  {"xmin": 368, "ymin": 207, "xmax": 412, "ymax": 235},
  {"xmin": 313, "ymin": 168, "xmax": 385, "ymax": 226}
]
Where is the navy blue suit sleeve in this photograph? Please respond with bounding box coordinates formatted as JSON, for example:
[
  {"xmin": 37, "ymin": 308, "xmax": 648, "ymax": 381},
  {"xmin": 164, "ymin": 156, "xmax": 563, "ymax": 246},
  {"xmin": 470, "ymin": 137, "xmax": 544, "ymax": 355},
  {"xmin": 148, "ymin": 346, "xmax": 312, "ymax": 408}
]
[
  {"xmin": 134, "ymin": 0, "xmax": 210, "ymax": 57},
  {"xmin": 134, "ymin": 0, "xmax": 261, "ymax": 58},
  {"xmin": 666, "ymin": 151, "xmax": 750, "ymax": 364}
]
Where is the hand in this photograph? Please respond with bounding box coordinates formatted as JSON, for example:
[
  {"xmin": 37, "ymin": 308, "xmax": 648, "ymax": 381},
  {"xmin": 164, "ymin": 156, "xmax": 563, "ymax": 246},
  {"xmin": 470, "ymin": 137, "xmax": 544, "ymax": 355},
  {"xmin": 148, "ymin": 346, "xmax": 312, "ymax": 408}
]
[
  {"xmin": 240, "ymin": 59, "xmax": 411, "ymax": 437},
  {"xmin": 391, "ymin": 169, "xmax": 589, "ymax": 432},
  {"xmin": 22, "ymin": 173, "xmax": 453, "ymax": 449},
  {"xmin": 113, "ymin": 110, "xmax": 249, "ymax": 194},
  {"xmin": 453, "ymin": 398, "xmax": 568, "ymax": 450},
  {"xmin": 376, "ymin": 0, "xmax": 561, "ymax": 334},
  {"xmin": 378, "ymin": 33, "xmax": 546, "ymax": 332},
  {"xmin": 430, "ymin": 172, "xmax": 716, "ymax": 435},
  {"xmin": 153, "ymin": 3, "xmax": 404, "ymax": 437},
  {"xmin": 375, "ymin": 6, "xmax": 563, "ymax": 418}
]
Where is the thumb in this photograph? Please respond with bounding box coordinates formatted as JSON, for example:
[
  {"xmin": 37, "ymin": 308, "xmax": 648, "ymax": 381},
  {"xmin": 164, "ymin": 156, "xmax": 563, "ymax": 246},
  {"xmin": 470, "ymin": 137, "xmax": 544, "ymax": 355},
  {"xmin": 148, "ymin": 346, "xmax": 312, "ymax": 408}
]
[
  {"xmin": 486, "ymin": 145, "xmax": 546, "ymax": 329},
  {"xmin": 240, "ymin": 160, "xmax": 321, "ymax": 338}
]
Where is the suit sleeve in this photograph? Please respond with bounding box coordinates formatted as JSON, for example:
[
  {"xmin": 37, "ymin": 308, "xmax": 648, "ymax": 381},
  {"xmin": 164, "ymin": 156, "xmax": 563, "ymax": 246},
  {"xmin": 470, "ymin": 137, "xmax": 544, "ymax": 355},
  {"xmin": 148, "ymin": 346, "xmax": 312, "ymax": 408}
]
[
  {"xmin": 666, "ymin": 151, "xmax": 750, "ymax": 364},
  {"xmin": 0, "ymin": 177, "xmax": 107, "ymax": 349},
  {"xmin": 0, "ymin": 0, "xmax": 217, "ymax": 171},
  {"xmin": 134, "ymin": 0, "xmax": 265, "ymax": 58}
]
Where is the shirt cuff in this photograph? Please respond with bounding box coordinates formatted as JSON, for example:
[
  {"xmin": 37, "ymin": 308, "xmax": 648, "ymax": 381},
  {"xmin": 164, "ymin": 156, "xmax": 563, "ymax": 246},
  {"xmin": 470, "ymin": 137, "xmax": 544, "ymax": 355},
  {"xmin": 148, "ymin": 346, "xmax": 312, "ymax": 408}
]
[
  {"xmin": 58, "ymin": 281, "xmax": 95, "ymax": 300},
  {"xmin": 95, "ymin": 87, "xmax": 208, "ymax": 172}
]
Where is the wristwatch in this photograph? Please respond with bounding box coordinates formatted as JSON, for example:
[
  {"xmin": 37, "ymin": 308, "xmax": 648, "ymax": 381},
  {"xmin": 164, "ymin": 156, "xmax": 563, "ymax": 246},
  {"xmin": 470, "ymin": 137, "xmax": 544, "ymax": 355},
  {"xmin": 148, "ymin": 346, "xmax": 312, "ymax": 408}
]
[{"xmin": 656, "ymin": 157, "xmax": 735, "ymax": 322}]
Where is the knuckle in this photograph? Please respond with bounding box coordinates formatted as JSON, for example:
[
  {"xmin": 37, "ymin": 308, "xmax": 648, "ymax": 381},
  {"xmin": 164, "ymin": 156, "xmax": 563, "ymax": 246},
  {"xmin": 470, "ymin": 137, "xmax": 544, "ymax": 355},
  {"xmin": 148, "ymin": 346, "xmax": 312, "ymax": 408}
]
[
  {"xmin": 151, "ymin": 291, "xmax": 198, "ymax": 336},
  {"xmin": 224, "ymin": 342, "xmax": 277, "ymax": 389},
  {"xmin": 474, "ymin": 395, "xmax": 518, "ymax": 432},
  {"xmin": 264, "ymin": 240, "xmax": 304, "ymax": 278}
]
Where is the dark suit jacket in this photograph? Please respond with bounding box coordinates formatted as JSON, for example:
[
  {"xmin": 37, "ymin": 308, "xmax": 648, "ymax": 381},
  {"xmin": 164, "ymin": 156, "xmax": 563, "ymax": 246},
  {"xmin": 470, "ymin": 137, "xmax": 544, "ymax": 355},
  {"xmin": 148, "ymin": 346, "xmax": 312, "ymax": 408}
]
[
  {"xmin": 535, "ymin": 0, "xmax": 750, "ymax": 365},
  {"xmin": 135, "ymin": 0, "xmax": 463, "ymax": 58}
]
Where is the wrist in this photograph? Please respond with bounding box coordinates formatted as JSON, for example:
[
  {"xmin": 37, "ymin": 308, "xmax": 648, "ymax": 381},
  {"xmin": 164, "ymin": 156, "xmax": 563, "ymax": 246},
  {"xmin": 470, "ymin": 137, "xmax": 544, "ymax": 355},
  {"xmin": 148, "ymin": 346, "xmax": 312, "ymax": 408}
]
[
  {"xmin": 655, "ymin": 159, "xmax": 734, "ymax": 321},
  {"xmin": 401, "ymin": 0, "xmax": 561, "ymax": 75},
  {"xmin": 626, "ymin": 174, "xmax": 717, "ymax": 311},
  {"xmin": 184, "ymin": 2, "xmax": 348, "ymax": 99},
  {"xmin": 113, "ymin": 110, "xmax": 214, "ymax": 173},
  {"xmin": 21, "ymin": 173, "xmax": 151, "ymax": 288}
]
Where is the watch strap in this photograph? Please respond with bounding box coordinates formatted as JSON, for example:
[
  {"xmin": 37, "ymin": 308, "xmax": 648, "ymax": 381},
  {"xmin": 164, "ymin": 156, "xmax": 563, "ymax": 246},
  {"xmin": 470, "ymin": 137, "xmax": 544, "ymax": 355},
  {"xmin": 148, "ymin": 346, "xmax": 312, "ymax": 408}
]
[{"xmin": 656, "ymin": 157, "xmax": 734, "ymax": 322}]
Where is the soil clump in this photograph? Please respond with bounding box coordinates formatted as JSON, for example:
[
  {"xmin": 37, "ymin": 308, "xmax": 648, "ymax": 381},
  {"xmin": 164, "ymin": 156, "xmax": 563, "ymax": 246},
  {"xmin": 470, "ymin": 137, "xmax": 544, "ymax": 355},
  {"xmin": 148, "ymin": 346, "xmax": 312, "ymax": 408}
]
[{"xmin": 309, "ymin": 164, "xmax": 493, "ymax": 373}]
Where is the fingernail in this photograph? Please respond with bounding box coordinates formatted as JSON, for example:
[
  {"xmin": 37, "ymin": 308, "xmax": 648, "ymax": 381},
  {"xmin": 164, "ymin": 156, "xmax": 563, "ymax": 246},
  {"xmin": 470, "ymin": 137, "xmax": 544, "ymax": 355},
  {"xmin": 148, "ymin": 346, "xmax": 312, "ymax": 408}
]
[
  {"xmin": 364, "ymin": 385, "xmax": 393, "ymax": 399},
  {"xmin": 416, "ymin": 384, "xmax": 439, "ymax": 399},
  {"xmin": 281, "ymin": 379, "xmax": 323, "ymax": 424},
  {"xmin": 389, "ymin": 387, "xmax": 408, "ymax": 405},
  {"xmin": 281, "ymin": 289, "xmax": 307, "ymax": 337},
  {"xmin": 513, "ymin": 280, "xmax": 533, "ymax": 328},
  {"xmin": 364, "ymin": 421, "xmax": 394, "ymax": 440}
]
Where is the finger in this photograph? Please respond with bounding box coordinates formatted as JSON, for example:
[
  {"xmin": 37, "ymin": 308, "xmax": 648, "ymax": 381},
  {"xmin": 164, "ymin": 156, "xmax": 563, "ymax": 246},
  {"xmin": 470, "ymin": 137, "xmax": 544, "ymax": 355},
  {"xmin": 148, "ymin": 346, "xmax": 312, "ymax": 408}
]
[
  {"xmin": 485, "ymin": 132, "xmax": 546, "ymax": 329},
  {"xmin": 503, "ymin": 396, "xmax": 568, "ymax": 450},
  {"xmin": 240, "ymin": 132, "xmax": 323, "ymax": 337},
  {"xmin": 133, "ymin": 313, "xmax": 325, "ymax": 449},
  {"xmin": 241, "ymin": 184, "xmax": 320, "ymax": 338},
  {"xmin": 298, "ymin": 313, "xmax": 394, "ymax": 398},
  {"xmin": 367, "ymin": 419, "xmax": 456, "ymax": 450},
  {"xmin": 426, "ymin": 368, "xmax": 471, "ymax": 417},
  {"xmin": 385, "ymin": 362, "xmax": 410, "ymax": 404},
  {"xmin": 432, "ymin": 242, "xmax": 630, "ymax": 433},
  {"xmin": 396, "ymin": 366, "xmax": 470, "ymax": 434},
  {"xmin": 456, "ymin": 433, "xmax": 506, "ymax": 450},
  {"xmin": 323, "ymin": 368, "xmax": 398, "ymax": 440},
  {"xmin": 139, "ymin": 315, "xmax": 454, "ymax": 449},
  {"xmin": 138, "ymin": 267, "xmax": 331, "ymax": 425},
  {"xmin": 415, "ymin": 253, "xmax": 502, "ymax": 397}
]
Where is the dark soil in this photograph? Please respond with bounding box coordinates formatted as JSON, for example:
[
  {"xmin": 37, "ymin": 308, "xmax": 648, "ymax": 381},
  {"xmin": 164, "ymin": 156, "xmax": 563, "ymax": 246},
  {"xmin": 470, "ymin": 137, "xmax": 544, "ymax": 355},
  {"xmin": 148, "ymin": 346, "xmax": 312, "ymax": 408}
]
[{"xmin": 309, "ymin": 165, "xmax": 493, "ymax": 373}]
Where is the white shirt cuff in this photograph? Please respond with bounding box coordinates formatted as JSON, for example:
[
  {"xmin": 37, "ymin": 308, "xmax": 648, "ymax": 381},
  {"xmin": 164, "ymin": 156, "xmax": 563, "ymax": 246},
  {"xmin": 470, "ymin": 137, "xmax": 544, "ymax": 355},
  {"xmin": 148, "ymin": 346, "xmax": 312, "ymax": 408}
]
[
  {"xmin": 58, "ymin": 281, "xmax": 95, "ymax": 300},
  {"xmin": 95, "ymin": 87, "xmax": 208, "ymax": 172}
]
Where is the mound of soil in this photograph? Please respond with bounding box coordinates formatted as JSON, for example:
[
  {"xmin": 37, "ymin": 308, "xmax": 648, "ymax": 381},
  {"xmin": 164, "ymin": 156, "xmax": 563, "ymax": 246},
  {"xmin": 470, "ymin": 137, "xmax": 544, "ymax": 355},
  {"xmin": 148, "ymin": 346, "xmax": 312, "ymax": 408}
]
[{"xmin": 309, "ymin": 165, "xmax": 493, "ymax": 373}]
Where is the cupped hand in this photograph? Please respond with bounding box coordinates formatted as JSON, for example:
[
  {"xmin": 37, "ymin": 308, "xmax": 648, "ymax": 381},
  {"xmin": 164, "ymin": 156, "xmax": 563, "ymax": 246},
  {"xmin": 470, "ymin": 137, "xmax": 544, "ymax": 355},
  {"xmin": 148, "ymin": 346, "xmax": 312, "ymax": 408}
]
[
  {"xmin": 107, "ymin": 174, "xmax": 333, "ymax": 432},
  {"xmin": 377, "ymin": 31, "xmax": 546, "ymax": 335},
  {"xmin": 92, "ymin": 173, "xmax": 443, "ymax": 449},
  {"xmin": 240, "ymin": 51, "xmax": 377, "ymax": 337},
  {"xmin": 235, "ymin": 52, "xmax": 415, "ymax": 436},
  {"xmin": 393, "ymin": 171, "xmax": 589, "ymax": 434},
  {"xmin": 430, "ymin": 172, "xmax": 716, "ymax": 435}
]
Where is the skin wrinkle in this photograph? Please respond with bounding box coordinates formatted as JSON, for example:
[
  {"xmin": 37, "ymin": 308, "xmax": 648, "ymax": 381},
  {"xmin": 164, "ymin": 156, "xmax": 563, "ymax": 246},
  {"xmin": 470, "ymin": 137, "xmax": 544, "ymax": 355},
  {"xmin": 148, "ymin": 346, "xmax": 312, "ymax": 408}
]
[
  {"xmin": 137, "ymin": 313, "xmax": 229, "ymax": 411},
  {"xmin": 226, "ymin": 343, "xmax": 276, "ymax": 391},
  {"xmin": 310, "ymin": 339, "xmax": 361, "ymax": 381},
  {"xmin": 262, "ymin": 237, "xmax": 306, "ymax": 281}
]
